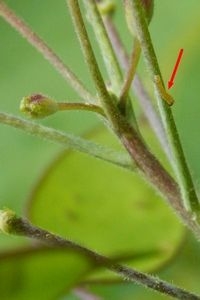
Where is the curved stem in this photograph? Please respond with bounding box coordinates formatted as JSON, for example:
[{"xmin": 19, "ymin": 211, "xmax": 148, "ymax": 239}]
[
  {"xmin": 57, "ymin": 102, "xmax": 105, "ymax": 117},
  {"xmin": 129, "ymin": 0, "xmax": 200, "ymax": 217},
  {"xmin": 1, "ymin": 210, "xmax": 200, "ymax": 300},
  {"xmin": 0, "ymin": 112, "xmax": 132, "ymax": 170},
  {"xmin": 119, "ymin": 38, "xmax": 141, "ymax": 110},
  {"xmin": 0, "ymin": 1, "xmax": 96, "ymax": 104}
]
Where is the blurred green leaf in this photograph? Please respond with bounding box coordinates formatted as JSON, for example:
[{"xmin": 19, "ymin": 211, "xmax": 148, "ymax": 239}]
[
  {"xmin": 28, "ymin": 128, "xmax": 184, "ymax": 281},
  {"xmin": 0, "ymin": 246, "xmax": 92, "ymax": 300}
]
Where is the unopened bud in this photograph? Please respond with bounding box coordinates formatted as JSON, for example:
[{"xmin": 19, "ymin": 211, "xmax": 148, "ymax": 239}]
[{"xmin": 20, "ymin": 94, "xmax": 58, "ymax": 119}]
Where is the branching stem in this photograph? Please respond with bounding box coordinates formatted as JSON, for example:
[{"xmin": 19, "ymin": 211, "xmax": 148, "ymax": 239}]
[
  {"xmin": 102, "ymin": 15, "xmax": 171, "ymax": 161},
  {"xmin": 1, "ymin": 0, "xmax": 200, "ymax": 239}
]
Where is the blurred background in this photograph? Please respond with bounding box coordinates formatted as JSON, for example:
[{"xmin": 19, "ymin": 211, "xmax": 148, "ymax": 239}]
[{"xmin": 0, "ymin": 0, "xmax": 200, "ymax": 299}]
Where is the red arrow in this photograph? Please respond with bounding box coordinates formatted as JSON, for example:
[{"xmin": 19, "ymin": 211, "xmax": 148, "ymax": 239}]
[{"xmin": 168, "ymin": 48, "xmax": 184, "ymax": 89}]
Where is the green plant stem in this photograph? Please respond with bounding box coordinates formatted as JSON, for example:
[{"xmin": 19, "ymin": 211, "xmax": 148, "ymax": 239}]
[
  {"xmin": 102, "ymin": 15, "xmax": 171, "ymax": 161},
  {"xmin": 0, "ymin": 112, "xmax": 132, "ymax": 170},
  {"xmin": 83, "ymin": 0, "xmax": 138, "ymax": 128},
  {"xmin": 82, "ymin": 0, "xmax": 122, "ymax": 96},
  {"xmin": 57, "ymin": 102, "xmax": 105, "ymax": 117},
  {"xmin": 119, "ymin": 38, "xmax": 141, "ymax": 109},
  {"xmin": 129, "ymin": 0, "xmax": 200, "ymax": 216},
  {"xmin": 0, "ymin": 1, "xmax": 96, "ymax": 104},
  {"xmin": 1, "ymin": 210, "xmax": 199, "ymax": 300},
  {"xmin": 67, "ymin": 0, "xmax": 120, "ymax": 129},
  {"xmin": 66, "ymin": 0, "xmax": 200, "ymax": 238},
  {"xmin": 1, "ymin": 0, "xmax": 200, "ymax": 237}
]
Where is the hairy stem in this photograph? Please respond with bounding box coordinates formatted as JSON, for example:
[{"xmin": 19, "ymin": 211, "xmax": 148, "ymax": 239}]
[
  {"xmin": 1, "ymin": 210, "xmax": 199, "ymax": 300},
  {"xmin": 67, "ymin": 0, "xmax": 128, "ymax": 133},
  {"xmin": 0, "ymin": 112, "xmax": 132, "ymax": 170},
  {"xmin": 84, "ymin": 0, "xmax": 138, "ymax": 128},
  {"xmin": 119, "ymin": 38, "xmax": 141, "ymax": 109},
  {"xmin": 83, "ymin": 0, "xmax": 122, "ymax": 96},
  {"xmin": 67, "ymin": 1, "xmax": 111, "ymax": 112},
  {"xmin": 57, "ymin": 102, "xmax": 105, "ymax": 117},
  {"xmin": 1, "ymin": 0, "xmax": 200, "ymax": 237},
  {"xmin": 102, "ymin": 15, "xmax": 171, "ymax": 160},
  {"xmin": 129, "ymin": 0, "xmax": 200, "ymax": 216},
  {"xmin": 0, "ymin": 1, "xmax": 96, "ymax": 103},
  {"xmin": 74, "ymin": 1, "xmax": 200, "ymax": 236},
  {"xmin": 67, "ymin": 0, "xmax": 200, "ymax": 238}
]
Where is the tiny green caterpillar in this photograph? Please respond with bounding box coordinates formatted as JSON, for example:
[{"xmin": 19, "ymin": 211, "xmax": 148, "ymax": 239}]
[{"xmin": 154, "ymin": 75, "xmax": 174, "ymax": 106}]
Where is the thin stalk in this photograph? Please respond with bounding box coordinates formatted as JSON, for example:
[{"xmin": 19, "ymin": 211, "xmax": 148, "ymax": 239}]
[
  {"xmin": 66, "ymin": 0, "xmax": 121, "ymax": 130},
  {"xmin": 57, "ymin": 102, "xmax": 105, "ymax": 117},
  {"xmin": 1, "ymin": 210, "xmax": 199, "ymax": 300},
  {"xmin": 0, "ymin": 112, "xmax": 132, "ymax": 170},
  {"xmin": 102, "ymin": 15, "xmax": 172, "ymax": 161},
  {"xmin": 0, "ymin": 1, "xmax": 96, "ymax": 104},
  {"xmin": 129, "ymin": 0, "xmax": 200, "ymax": 216},
  {"xmin": 119, "ymin": 38, "xmax": 141, "ymax": 109},
  {"xmin": 82, "ymin": 0, "xmax": 122, "ymax": 96},
  {"xmin": 83, "ymin": 0, "xmax": 138, "ymax": 128}
]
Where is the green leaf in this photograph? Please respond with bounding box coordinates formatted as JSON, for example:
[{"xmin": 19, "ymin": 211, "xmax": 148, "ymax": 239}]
[
  {"xmin": 0, "ymin": 246, "xmax": 92, "ymax": 300},
  {"xmin": 27, "ymin": 128, "xmax": 184, "ymax": 281}
]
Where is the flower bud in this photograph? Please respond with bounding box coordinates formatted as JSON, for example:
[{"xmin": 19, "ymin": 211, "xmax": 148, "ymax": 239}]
[{"xmin": 20, "ymin": 94, "xmax": 59, "ymax": 119}]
